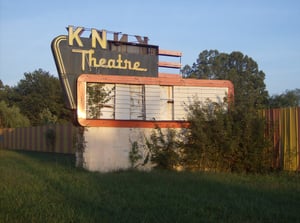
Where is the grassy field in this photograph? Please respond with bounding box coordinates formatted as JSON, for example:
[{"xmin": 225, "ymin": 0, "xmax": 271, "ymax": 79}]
[{"xmin": 0, "ymin": 149, "xmax": 299, "ymax": 223}]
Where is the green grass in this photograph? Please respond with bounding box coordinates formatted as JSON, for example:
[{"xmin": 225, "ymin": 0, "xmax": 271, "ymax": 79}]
[{"xmin": 0, "ymin": 149, "xmax": 299, "ymax": 223}]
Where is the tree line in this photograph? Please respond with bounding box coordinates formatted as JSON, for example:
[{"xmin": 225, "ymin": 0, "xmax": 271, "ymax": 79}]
[
  {"xmin": 0, "ymin": 69, "xmax": 72, "ymax": 128},
  {"xmin": 0, "ymin": 50, "xmax": 299, "ymax": 128}
]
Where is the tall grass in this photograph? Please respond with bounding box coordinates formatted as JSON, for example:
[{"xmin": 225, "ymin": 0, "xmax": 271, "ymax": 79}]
[{"xmin": 0, "ymin": 149, "xmax": 299, "ymax": 223}]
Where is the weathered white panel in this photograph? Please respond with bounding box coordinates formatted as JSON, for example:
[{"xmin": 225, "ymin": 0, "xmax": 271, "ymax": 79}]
[
  {"xmin": 115, "ymin": 84, "xmax": 130, "ymax": 119},
  {"xmin": 160, "ymin": 86, "xmax": 173, "ymax": 120},
  {"xmin": 174, "ymin": 86, "xmax": 228, "ymax": 120},
  {"xmin": 129, "ymin": 85, "xmax": 144, "ymax": 120},
  {"xmin": 83, "ymin": 127, "xmax": 155, "ymax": 172},
  {"xmin": 83, "ymin": 127, "xmax": 131, "ymax": 172},
  {"xmin": 173, "ymin": 86, "xmax": 192, "ymax": 120},
  {"xmin": 145, "ymin": 85, "xmax": 161, "ymax": 120}
]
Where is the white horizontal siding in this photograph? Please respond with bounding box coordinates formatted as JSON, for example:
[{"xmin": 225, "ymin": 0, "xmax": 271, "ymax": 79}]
[
  {"xmin": 145, "ymin": 85, "xmax": 160, "ymax": 120},
  {"xmin": 174, "ymin": 86, "xmax": 228, "ymax": 120},
  {"xmin": 115, "ymin": 84, "xmax": 130, "ymax": 119},
  {"xmin": 86, "ymin": 83, "xmax": 228, "ymax": 121}
]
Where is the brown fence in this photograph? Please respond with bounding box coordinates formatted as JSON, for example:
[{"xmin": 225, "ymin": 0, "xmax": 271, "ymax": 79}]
[
  {"xmin": 0, "ymin": 123, "xmax": 77, "ymax": 154},
  {"xmin": 262, "ymin": 107, "xmax": 300, "ymax": 171}
]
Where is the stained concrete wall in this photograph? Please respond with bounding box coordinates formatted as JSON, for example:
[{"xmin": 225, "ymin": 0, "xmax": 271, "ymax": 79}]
[{"xmin": 82, "ymin": 127, "xmax": 154, "ymax": 172}]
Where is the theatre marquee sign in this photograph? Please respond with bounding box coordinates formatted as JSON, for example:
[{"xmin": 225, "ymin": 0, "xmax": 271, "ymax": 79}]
[{"xmin": 52, "ymin": 25, "xmax": 158, "ymax": 109}]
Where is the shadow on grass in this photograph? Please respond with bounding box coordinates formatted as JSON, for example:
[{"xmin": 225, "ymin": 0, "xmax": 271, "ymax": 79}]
[{"xmin": 11, "ymin": 149, "xmax": 76, "ymax": 168}]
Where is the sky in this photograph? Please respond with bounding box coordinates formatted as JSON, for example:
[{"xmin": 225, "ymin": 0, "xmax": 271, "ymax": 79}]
[{"xmin": 0, "ymin": 0, "xmax": 299, "ymax": 95}]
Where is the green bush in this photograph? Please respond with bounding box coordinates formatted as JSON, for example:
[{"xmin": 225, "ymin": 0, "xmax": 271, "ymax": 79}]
[
  {"xmin": 142, "ymin": 99, "xmax": 273, "ymax": 173},
  {"xmin": 145, "ymin": 127, "xmax": 183, "ymax": 170},
  {"xmin": 0, "ymin": 100, "xmax": 30, "ymax": 127}
]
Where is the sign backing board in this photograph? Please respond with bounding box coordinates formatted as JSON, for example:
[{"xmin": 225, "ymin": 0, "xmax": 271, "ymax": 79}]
[{"xmin": 52, "ymin": 29, "xmax": 158, "ymax": 109}]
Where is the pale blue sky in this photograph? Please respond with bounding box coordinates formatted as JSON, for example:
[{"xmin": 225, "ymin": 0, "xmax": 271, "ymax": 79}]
[{"xmin": 0, "ymin": 0, "xmax": 299, "ymax": 95}]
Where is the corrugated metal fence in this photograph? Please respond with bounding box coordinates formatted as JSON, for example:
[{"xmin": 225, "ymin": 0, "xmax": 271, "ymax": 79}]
[
  {"xmin": 262, "ymin": 107, "xmax": 299, "ymax": 171},
  {"xmin": 0, "ymin": 123, "xmax": 77, "ymax": 154}
]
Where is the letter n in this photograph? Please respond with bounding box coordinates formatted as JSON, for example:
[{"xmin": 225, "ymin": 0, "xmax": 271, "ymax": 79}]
[{"xmin": 91, "ymin": 29, "xmax": 107, "ymax": 49}]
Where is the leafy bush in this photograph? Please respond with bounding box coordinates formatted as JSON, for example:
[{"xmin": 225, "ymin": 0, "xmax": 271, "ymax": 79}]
[
  {"xmin": 185, "ymin": 99, "xmax": 272, "ymax": 173},
  {"xmin": 142, "ymin": 99, "xmax": 273, "ymax": 173},
  {"xmin": 0, "ymin": 100, "xmax": 30, "ymax": 127},
  {"xmin": 145, "ymin": 127, "xmax": 184, "ymax": 170}
]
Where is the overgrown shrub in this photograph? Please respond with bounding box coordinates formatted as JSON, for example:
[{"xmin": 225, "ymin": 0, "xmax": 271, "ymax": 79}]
[
  {"xmin": 145, "ymin": 127, "xmax": 184, "ymax": 170},
  {"xmin": 141, "ymin": 99, "xmax": 273, "ymax": 173},
  {"xmin": 185, "ymin": 99, "xmax": 272, "ymax": 173},
  {"xmin": 183, "ymin": 100, "xmax": 233, "ymax": 171},
  {"xmin": 0, "ymin": 100, "xmax": 30, "ymax": 127}
]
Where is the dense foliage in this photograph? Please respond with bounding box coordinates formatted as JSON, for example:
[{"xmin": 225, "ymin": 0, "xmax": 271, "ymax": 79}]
[
  {"xmin": 268, "ymin": 88, "xmax": 300, "ymax": 108},
  {"xmin": 0, "ymin": 101, "xmax": 30, "ymax": 128},
  {"xmin": 0, "ymin": 81, "xmax": 30, "ymax": 127},
  {"xmin": 0, "ymin": 69, "xmax": 72, "ymax": 126},
  {"xmin": 145, "ymin": 128, "xmax": 183, "ymax": 170},
  {"xmin": 185, "ymin": 100, "xmax": 272, "ymax": 172},
  {"xmin": 144, "ymin": 99, "xmax": 272, "ymax": 173}
]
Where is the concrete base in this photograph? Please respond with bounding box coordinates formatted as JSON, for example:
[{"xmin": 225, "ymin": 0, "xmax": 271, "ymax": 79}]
[{"xmin": 81, "ymin": 127, "xmax": 154, "ymax": 172}]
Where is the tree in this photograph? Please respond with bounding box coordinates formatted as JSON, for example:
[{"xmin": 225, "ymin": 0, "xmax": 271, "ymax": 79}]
[
  {"xmin": 182, "ymin": 50, "xmax": 269, "ymax": 109},
  {"xmin": 0, "ymin": 80, "xmax": 14, "ymax": 105},
  {"xmin": 269, "ymin": 88, "xmax": 300, "ymax": 108},
  {"xmin": 0, "ymin": 101, "xmax": 30, "ymax": 128},
  {"xmin": 11, "ymin": 69, "xmax": 72, "ymax": 126}
]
